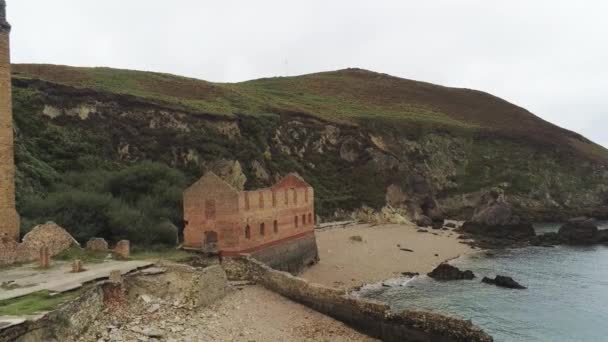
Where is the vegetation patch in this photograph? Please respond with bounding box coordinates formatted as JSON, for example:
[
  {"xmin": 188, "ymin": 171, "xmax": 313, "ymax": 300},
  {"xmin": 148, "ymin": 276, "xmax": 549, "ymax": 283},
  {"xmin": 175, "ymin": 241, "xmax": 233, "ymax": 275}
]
[{"xmin": 0, "ymin": 289, "xmax": 84, "ymax": 316}]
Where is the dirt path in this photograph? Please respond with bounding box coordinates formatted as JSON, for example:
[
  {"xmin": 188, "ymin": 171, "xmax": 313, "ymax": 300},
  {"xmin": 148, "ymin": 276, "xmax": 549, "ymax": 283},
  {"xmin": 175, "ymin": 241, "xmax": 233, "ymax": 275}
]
[
  {"xmin": 301, "ymin": 223, "xmax": 473, "ymax": 290},
  {"xmin": 76, "ymin": 285, "xmax": 377, "ymax": 342}
]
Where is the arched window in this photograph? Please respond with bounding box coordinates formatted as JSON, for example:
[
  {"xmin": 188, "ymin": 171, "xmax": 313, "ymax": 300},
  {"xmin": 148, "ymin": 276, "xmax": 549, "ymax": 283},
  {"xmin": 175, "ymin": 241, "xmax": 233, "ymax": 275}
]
[
  {"xmin": 284, "ymin": 189, "xmax": 289, "ymax": 205},
  {"xmin": 292, "ymin": 188, "xmax": 298, "ymax": 204},
  {"xmin": 259, "ymin": 192, "xmax": 264, "ymax": 209},
  {"xmin": 302, "ymin": 214, "xmax": 306, "ymax": 225},
  {"xmin": 245, "ymin": 225, "xmax": 251, "ymax": 239},
  {"xmin": 305, "ymin": 189, "xmax": 309, "ymax": 203},
  {"xmin": 272, "ymin": 191, "xmax": 277, "ymax": 207},
  {"xmin": 308, "ymin": 213, "xmax": 313, "ymax": 225},
  {"xmin": 295, "ymin": 215, "xmax": 299, "ymax": 228},
  {"xmin": 260, "ymin": 222, "xmax": 265, "ymax": 236},
  {"xmin": 273, "ymin": 220, "xmax": 278, "ymax": 233}
]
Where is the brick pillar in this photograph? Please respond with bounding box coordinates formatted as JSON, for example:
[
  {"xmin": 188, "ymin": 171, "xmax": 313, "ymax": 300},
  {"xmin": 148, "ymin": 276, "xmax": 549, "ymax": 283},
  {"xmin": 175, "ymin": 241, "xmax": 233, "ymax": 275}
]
[
  {"xmin": 0, "ymin": 1, "xmax": 19, "ymax": 242},
  {"xmin": 71, "ymin": 259, "xmax": 83, "ymax": 273},
  {"xmin": 39, "ymin": 246, "xmax": 50, "ymax": 268},
  {"xmin": 114, "ymin": 240, "xmax": 130, "ymax": 260}
]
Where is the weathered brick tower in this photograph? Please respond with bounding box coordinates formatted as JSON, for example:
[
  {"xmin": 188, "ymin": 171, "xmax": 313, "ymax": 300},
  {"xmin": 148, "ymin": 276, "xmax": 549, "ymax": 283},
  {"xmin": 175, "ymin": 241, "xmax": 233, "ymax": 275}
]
[{"xmin": 0, "ymin": 0, "xmax": 19, "ymax": 241}]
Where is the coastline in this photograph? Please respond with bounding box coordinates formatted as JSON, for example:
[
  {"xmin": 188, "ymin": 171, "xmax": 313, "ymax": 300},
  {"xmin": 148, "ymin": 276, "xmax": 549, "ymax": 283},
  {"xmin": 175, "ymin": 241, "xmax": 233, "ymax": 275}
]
[{"xmin": 300, "ymin": 222, "xmax": 475, "ymax": 290}]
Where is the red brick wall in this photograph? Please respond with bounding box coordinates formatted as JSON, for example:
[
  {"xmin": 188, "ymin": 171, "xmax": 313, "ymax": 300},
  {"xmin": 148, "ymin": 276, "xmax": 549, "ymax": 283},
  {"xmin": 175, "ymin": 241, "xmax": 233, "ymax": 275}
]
[
  {"xmin": 0, "ymin": 24, "xmax": 19, "ymax": 241},
  {"xmin": 183, "ymin": 173, "xmax": 316, "ymax": 255}
]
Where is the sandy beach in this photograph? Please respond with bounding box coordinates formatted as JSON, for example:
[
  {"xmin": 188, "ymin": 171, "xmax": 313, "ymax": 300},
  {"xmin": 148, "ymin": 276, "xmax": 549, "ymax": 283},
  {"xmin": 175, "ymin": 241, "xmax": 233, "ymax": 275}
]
[{"xmin": 301, "ymin": 223, "xmax": 473, "ymax": 290}]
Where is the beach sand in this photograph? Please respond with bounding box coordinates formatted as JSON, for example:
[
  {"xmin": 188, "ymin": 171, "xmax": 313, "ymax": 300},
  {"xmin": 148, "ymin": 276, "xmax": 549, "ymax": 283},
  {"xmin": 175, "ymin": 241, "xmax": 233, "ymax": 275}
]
[{"xmin": 300, "ymin": 223, "xmax": 473, "ymax": 290}]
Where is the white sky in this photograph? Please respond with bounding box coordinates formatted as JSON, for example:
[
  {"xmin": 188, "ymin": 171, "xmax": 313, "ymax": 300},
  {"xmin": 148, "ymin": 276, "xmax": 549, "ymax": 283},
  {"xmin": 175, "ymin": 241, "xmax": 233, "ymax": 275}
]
[{"xmin": 7, "ymin": 0, "xmax": 608, "ymax": 147}]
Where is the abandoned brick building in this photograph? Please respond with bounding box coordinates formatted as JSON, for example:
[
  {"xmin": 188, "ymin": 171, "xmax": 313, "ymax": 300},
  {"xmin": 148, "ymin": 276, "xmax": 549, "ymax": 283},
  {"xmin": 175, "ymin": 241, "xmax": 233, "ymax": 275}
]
[
  {"xmin": 0, "ymin": 0, "xmax": 20, "ymax": 242},
  {"xmin": 183, "ymin": 172, "xmax": 319, "ymax": 272}
]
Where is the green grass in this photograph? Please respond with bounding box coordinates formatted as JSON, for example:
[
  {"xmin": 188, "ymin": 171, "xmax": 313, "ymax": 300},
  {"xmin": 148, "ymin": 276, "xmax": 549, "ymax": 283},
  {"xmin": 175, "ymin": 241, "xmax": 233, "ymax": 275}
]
[
  {"xmin": 54, "ymin": 247, "xmax": 109, "ymax": 264},
  {"xmin": 11, "ymin": 65, "xmax": 475, "ymax": 128},
  {"xmin": 54, "ymin": 246, "xmax": 193, "ymax": 263},
  {"xmin": 130, "ymin": 247, "xmax": 193, "ymax": 262},
  {"xmin": 14, "ymin": 63, "xmax": 608, "ymax": 161},
  {"xmin": 0, "ymin": 289, "xmax": 84, "ymax": 316}
]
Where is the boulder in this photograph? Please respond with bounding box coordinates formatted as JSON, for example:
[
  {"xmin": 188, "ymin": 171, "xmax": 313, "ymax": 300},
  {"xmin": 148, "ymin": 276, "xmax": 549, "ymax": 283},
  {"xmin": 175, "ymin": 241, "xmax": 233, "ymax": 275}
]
[
  {"xmin": 530, "ymin": 232, "xmax": 559, "ymax": 247},
  {"xmin": 86, "ymin": 237, "xmax": 109, "ymax": 251},
  {"xmin": 460, "ymin": 189, "xmax": 535, "ymax": 244},
  {"xmin": 421, "ymin": 197, "xmax": 445, "ymax": 224},
  {"xmin": 445, "ymin": 222, "xmax": 457, "ymax": 228},
  {"xmin": 557, "ymin": 217, "xmax": 599, "ymax": 245},
  {"xmin": 432, "ymin": 220, "xmax": 444, "ymax": 230},
  {"xmin": 427, "ymin": 263, "xmax": 475, "ymax": 281},
  {"xmin": 416, "ymin": 215, "xmax": 433, "ymax": 227},
  {"xmin": 482, "ymin": 275, "xmax": 526, "ymax": 289}
]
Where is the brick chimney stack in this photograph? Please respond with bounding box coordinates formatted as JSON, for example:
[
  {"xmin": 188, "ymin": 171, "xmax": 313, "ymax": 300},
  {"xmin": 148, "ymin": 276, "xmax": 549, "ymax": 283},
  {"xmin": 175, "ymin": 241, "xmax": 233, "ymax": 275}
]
[{"xmin": 0, "ymin": 0, "xmax": 20, "ymax": 241}]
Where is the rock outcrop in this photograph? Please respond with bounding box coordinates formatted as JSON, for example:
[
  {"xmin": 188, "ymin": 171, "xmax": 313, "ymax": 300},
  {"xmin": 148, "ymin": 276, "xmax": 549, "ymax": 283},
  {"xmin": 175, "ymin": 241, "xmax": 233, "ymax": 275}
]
[
  {"xmin": 557, "ymin": 217, "xmax": 599, "ymax": 245},
  {"xmin": 201, "ymin": 159, "xmax": 246, "ymax": 191},
  {"xmin": 532, "ymin": 217, "xmax": 608, "ymax": 246},
  {"xmin": 427, "ymin": 263, "xmax": 475, "ymax": 281},
  {"xmin": 460, "ymin": 189, "xmax": 535, "ymax": 247},
  {"xmin": 482, "ymin": 275, "xmax": 526, "ymax": 289}
]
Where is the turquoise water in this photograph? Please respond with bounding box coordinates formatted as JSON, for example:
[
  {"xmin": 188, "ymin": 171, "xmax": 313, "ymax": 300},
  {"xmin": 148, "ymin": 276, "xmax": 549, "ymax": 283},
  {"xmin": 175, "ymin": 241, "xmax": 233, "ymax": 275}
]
[{"xmin": 361, "ymin": 223, "xmax": 608, "ymax": 342}]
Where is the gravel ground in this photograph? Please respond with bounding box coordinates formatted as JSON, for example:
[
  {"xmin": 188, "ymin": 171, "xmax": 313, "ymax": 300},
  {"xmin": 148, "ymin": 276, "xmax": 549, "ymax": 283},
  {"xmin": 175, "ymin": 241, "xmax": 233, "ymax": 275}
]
[{"xmin": 76, "ymin": 285, "xmax": 377, "ymax": 342}]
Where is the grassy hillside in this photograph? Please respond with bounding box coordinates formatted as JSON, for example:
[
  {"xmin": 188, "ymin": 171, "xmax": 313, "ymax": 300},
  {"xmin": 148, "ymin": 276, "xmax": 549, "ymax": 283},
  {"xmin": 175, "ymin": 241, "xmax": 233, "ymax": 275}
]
[
  {"xmin": 10, "ymin": 64, "xmax": 608, "ymax": 245},
  {"xmin": 13, "ymin": 64, "xmax": 607, "ymax": 161}
]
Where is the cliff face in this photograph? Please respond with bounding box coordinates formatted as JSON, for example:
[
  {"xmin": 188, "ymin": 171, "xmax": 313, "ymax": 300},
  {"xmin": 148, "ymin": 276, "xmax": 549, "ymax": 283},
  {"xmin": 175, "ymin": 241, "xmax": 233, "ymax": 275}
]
[{"xmin": 10, "ymin": 65, "xmax": 608, "ymax": 228}]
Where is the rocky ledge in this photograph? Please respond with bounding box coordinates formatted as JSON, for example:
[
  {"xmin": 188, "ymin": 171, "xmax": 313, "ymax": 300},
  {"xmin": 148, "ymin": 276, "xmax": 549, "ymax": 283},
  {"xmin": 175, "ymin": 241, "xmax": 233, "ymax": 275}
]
[
  {"xmin": 459, "ymin": 189, "xmax": 535, "ymax": 248},
  {"xmin": 531, "ymin": 217, "xmax": 608, "ymax": 247}
]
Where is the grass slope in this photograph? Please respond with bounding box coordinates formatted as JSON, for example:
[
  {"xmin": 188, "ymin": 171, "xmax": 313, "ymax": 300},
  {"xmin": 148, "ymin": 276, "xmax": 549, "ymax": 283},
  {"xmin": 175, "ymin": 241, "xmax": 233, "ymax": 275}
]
[{"xmin": 13, "ymin": 64, "xmax": 607, "ymax": 163}]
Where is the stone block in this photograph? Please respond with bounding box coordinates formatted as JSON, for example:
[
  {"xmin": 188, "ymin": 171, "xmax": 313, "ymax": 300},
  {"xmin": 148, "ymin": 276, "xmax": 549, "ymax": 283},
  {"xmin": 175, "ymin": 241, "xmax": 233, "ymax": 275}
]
[
  {"xmin": 114, "ymin": 240, "xmax": 130, "ymax": 260},
  {"xmin": 86, "ymin": 237, "xmax": 108, "ymax": 251},
  {"xmin": 39, "ymin": 246, "xmax": 50, "ymax": 268},
  {"xmin": 109, "ymin": 270, "xmax": 122, "ymax": 283},
  {"xmin": 71, "ymin": 259, "xmax": 83, "ymax": 273}
]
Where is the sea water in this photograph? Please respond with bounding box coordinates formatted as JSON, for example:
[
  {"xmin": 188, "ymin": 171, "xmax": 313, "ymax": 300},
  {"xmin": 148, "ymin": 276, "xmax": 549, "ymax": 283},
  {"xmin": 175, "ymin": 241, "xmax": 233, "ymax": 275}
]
[{"xmin": 361, "ymin": 222, "xmax": 608, "ymax": 342}]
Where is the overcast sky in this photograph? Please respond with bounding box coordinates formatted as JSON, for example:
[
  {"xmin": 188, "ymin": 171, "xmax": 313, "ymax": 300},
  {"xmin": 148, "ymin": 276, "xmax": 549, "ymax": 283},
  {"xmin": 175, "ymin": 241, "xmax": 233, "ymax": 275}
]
[{"xmin": 7, "ymin": 0, "xmax": 608, "ymax": 147}]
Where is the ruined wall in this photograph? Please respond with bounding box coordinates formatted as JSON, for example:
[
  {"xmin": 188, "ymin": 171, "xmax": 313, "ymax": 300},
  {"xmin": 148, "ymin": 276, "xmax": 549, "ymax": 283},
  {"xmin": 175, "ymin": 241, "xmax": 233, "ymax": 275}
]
[
  {"xmin": 249, "ymin": 233, "xmax": 319, "ymax": 274},
  {"xmin": 183, "ymin": 172, "xmax": 240, "ymax": 249},
  {"xmin": 233, "ymin": 183, "xmax": 315, "ymax": 254},
  {"xmin": 0, "ymin": 3, "xmax": 19, "ymax": 241},
  {"xmin": 184, "ymin": 172, "xmax": 316, "ymax": 257},
  {"xmin": 18, "ymin": 222, "xmax": 80, "ymax": 260},
  {"xmin": 126, "ymin": 263, "xmax": 228, "ymax": 309},
  {"xmin": 223, "ymin": 257, "xmax": 493, "ymax": 342},
  {"xmin": 0, "ymin": 235, "xmax": 17, "ymax": 264},
  {"xmin": 0, "ymin": 222, "xmax": 79, "ymax": 265},
  {"xmin": 0, "ymin": 263, "xmax": 230, "ymax": 341}
]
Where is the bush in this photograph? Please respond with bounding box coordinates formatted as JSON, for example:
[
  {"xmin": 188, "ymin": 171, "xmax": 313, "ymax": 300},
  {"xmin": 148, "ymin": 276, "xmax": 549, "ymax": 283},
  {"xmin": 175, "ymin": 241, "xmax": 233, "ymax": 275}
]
[{"xmin": 19, "ymin": 162, "xmax": 188, "ymax": 246}]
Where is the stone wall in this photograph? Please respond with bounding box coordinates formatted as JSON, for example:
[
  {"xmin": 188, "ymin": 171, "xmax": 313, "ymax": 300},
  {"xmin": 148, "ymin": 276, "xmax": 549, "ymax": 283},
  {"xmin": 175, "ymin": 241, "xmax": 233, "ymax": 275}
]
[
  {"xmin": 249, "ymin": 233, "xmax": 319, "ymax": 274},
  {"xmin": 224, "ymin": 257, "xmax": 493, "ymax": 342},
  {"xmin": 0, "ymin": 263, "xmax": 230, "ymax": 341},
  {"xmin": 126, "ymin": 263, "xmax": 228, "ymax": 309},
  {"xmin": 0, "ymin": 222, "xmax": 80, "ymax": 266},
  {"xmin": 18, "ymin": 222, "xmax": 80, "ymax": 260},
  {"xmin": 0, "ymin": 234, "xmax": 17, "ymax": 264}
]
